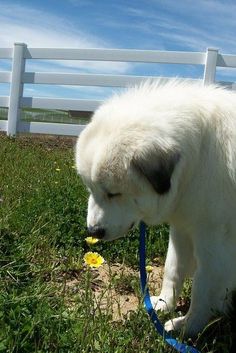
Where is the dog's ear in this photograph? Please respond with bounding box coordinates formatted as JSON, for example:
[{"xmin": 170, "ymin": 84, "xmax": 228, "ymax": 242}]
[{"xmin": 132, "ymin": 148, "xmax": 180, "ymax": 194}]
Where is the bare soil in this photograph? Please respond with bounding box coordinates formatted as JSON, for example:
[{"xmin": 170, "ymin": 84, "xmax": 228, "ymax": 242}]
[
  {"xmin": 96, "ymin": 263, "xmax": 163, "ymax": 321},
  {"xmin": 66, "ymin": 263, "xmax": 164, "ymax": 321},
  {"xmin": 0, "ymin": 132, "xmax": 77, "ymax": 149}
]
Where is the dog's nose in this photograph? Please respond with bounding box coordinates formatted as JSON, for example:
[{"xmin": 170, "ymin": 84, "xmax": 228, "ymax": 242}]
[{"xmin": 87, "ymin": 226, "xmax": 106, "ymax": 239}]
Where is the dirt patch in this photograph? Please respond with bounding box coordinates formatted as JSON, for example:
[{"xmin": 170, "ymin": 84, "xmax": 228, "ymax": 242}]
[
  {"xmin": 97, "ymin": 263, "xmax": 163, "ymax": 321},
  {"xmin": 0, "ymin": 132, "xmax": 77, "ymax": 149},
  {"xmin": 66, "ymin": 263, "xmax": 164, "ymax": 321}
]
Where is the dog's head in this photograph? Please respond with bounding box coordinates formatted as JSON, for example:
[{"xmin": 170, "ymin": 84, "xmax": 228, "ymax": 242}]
[{"xmin": 76, "ymin": 93, "xmax": 182, "ymax": 240}]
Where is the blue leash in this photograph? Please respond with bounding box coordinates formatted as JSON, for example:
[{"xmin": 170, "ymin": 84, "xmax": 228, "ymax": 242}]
[{"xmin": 139, "ymin": 222, "xmax": 200, "ymax": 353}]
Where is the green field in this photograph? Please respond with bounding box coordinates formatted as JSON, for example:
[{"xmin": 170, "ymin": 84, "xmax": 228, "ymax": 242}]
[
  {"xmin": 0, "ymin": 134, "xmax": 235, "ymax": 352},
  {"xmin": 0, "ymin": 107, "xmax": 90, "ymax": 125}
]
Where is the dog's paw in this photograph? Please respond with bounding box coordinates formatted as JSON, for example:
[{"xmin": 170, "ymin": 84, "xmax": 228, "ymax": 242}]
[
  {"xmin": 164, "ymin": 316, "xmax": 186, "ymax": 332},
  {"xmin": 150, "ymin": 295, "xmax": 172, "ymax": 312},
  {"xmin": 164, "ymin": 316, "xmax": 202, "ymax": 337}
]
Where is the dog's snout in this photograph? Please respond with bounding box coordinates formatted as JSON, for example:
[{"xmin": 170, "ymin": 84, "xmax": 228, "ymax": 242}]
[{"xmin": 87, "ymin": 226, "xmax": 106, "ymax": 239}]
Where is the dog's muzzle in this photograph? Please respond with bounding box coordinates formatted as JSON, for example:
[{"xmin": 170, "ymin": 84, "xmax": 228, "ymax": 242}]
[{"xmin": 87, "ymin": 226, "xmax": 106, "ymax": 239}]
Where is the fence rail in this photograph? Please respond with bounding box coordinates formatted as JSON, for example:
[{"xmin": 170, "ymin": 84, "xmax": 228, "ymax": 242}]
[
  {"xmin": 0, "ymin": 43, "xmax": 236, "ymax": 137},
  {"xmin": 24, "ymin": 48, "xmax": 206, "ymax": 63}
]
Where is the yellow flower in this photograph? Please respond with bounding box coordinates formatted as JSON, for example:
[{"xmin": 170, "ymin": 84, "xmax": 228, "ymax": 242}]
[
  {"xmin": 55, "ymin": 168, "xmax": 61, "ymax": 172},
  {"xmin": 83, "ymin": 252, "xmax": 104, "ymax": 268},
  {"xmin": 85, "ymin": 236, "xmax": 99, "ymax": 245},
  {"xmin": 145, "ymin": 265, "xmax": 154, "ymax": 273}
]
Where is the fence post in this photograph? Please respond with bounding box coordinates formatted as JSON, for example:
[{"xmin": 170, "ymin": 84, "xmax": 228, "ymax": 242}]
[
  {"xmin": 7, "ymin": 42, "xmax": 26, "ymax": 136},
  {"xmin": 203, "ymin": 47, "xmax": 218, "ymax": 85}
]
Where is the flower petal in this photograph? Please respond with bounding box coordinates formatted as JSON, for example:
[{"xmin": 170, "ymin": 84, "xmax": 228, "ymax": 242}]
[
  {"xmin": 83, "ymin": 252, "xmax": 104, "ymax": 268},
  {"xmin": 85, "ymin": 236, "xmax": 99, "ymax": 245},
  {"xmin": 145, "ymin": 265, "xmax": 154, "ymax": 273}
]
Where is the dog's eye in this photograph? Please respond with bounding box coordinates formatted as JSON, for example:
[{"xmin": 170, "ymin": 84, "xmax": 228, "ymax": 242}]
[{"xmin": 107, "ymin": 192, "xmax": 121, "ymax": 199}]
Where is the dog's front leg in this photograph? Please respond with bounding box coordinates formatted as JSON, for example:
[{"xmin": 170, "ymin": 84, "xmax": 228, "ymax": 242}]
[
  {"xmin": 164, "ymin": 235, "xmax": 230, "ymax": 336},
  {"xmin": 151, "ymin": 226, "xmax": 196, "ymax": 312},
  {"xmin": 164, "ymin": 266, "xmax": 217, "ymax": 336}
]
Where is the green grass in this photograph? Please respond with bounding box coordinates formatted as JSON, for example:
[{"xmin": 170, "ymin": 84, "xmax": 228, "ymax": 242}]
[{"xmin": 0, "ymin": 134, "xmax": 235, "ymax": 352}]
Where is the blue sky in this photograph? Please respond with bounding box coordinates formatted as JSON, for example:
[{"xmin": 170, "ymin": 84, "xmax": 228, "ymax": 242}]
[{"xmin": 1, "ymin": 0, "xmax": 236, "ymax": 101}]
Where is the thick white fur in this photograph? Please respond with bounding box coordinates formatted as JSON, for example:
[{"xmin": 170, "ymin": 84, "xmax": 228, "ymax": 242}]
[{"xmin": 76, "ymin": 80, "xmax": 236, "ymax": 336}]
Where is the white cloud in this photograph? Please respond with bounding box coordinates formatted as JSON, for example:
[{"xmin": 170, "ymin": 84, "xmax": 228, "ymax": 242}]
[
  {"xmin": 23, "ymin": 84, "xmax": 119, "ymax": 100},
  {"xmin": 0, "ymin": 3, "xmax": 131, "ymax": 75},
  {"xmin": 120, "ymin": 1, "xmax": 236, "ymax": 53},
  {"xmin": 25, "ymin": 58, "xmax": 131, "ymax": 75},
  {"xmin": 1, "ymin": 0, "xmax": 236, "ymax": 101},
  {"xmin": 0, "ymin": 2, "xmax": 133, "ymax": 100},
  {"xmin": 0, "ymin": 3, "xmax": 103, "ymax": 48}
]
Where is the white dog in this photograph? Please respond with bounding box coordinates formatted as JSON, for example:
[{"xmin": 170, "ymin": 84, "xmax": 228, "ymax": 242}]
[{"xmin": 76, "ymin": 80, "xmax": 236, "ymax": 336}]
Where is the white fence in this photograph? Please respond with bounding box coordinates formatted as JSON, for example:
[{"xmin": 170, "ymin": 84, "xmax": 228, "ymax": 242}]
[{"xmin": 1, "ymin": 43, "xmax": 236, "ymax": 137}]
